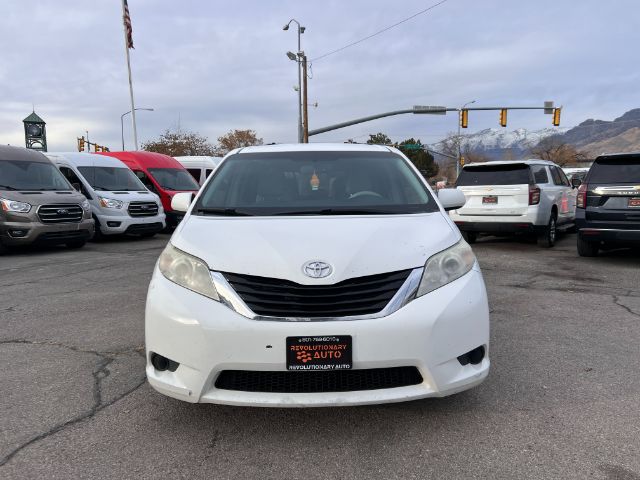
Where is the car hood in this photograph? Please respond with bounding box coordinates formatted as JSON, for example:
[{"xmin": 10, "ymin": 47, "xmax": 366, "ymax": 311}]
[
  {"xmin": 0, "ymin": 189, "xmax": 87, "ymax": 205},
  {"xmin": 171, "ymin": 213, "xmax": 459, "ymax": 285},
  {"xmin": 97, "ymin": 190, "xmax": 161, "ymax": 203}
]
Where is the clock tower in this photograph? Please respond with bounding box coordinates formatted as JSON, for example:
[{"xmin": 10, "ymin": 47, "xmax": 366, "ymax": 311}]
[{"xmin": 23, "ymin": 111, "xmax": 47, "ymax": 152}]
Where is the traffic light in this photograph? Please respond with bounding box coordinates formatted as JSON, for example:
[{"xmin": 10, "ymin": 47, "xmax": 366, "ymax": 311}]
[
  {"xmin": 460, "ymin": 156, "xmax": 465, "ymax": 167},
  {"xmin": 460, "ymin": 109, "xmax": 469, "ymax": 129},
  {"xmin": 499, "ymin": 109, "xmax": 507, "ymax": 127},
  {"xmin": 78, "ymin": 136, "xmax": 85, "ymax": 152},
  {"xmin": 552, "ymin": 108, "xmax": 561, "ymax": 127},
  {"xmin": 95, "ymin": 144, "xmax": 101, "ymax": 152}
]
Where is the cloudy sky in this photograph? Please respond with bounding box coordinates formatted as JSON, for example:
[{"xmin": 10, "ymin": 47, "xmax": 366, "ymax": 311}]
[{"xmin": 1, "ymin": 0, "xmax": 638, "ymax": 152}]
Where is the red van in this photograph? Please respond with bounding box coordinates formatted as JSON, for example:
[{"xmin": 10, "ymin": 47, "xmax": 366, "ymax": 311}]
[{"xmin": 97, "ymin": 151, "xmax": 199, "ymax": 228}]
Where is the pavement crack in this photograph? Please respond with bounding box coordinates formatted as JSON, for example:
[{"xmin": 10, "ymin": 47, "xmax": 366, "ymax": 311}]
[
  {"xmin": 0, "ymin": 339, "xmax": 144, "ymax": 357},
  {"xmin": 0, "ymin": 362, "xmax": 146, "ymax": 468},
  {"xmin": 612, "ymin": 295, "xmax": 640, "ymax": 318}
]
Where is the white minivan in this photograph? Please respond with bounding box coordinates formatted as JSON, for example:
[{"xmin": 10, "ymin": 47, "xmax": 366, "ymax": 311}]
[
  {"xmin": 175, "ymin": 156, "xmax": 222, "ymax": 186},
  {"xmin": 46, "ymin": 152, "xmax": 166, "ymax": 238},
  {"xmin": 145, "ymin": 143, "xmax": 490, "ymax": 407}
]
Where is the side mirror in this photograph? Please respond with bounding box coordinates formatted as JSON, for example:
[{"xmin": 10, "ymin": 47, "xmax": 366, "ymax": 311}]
[
  {"xmin": 171, "ymin": 192, "xmax": 195, "ymax": 213},
  {"xmin": 571, "ymin": 177, "xmax": 582, "ymax": 188},
  {"xmin": 71, "ymin": 182, "xmax": 82, "ymax": 191},
  {"xmin": 438, "ymin": 189, "xmax": 466, "ymax": 211}
]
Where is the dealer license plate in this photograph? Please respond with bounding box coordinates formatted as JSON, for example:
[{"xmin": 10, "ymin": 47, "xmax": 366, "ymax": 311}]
[
  {"xmin": 286, "ymin": 336, "xmax": 352, "ymax": 371},
  {"xmin": 629, "ymin": 197, "xmax": 640, "ymax": 207},
  {"xmin": 482, "ymin": 196, "xmax": 498, "ymax": 204}
]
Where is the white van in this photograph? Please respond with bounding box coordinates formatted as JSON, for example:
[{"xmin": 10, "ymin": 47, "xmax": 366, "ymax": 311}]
[
  {"xmin": 145, "ymin": 143, "xmax": 490, "ymax": 407},
  {"xmin": 175, "ymin": 156, "xmax": 222, "ymax": 186},
  {"xmin": 45, "ymin": 152, "xmax": 166, "ymax": 238}
]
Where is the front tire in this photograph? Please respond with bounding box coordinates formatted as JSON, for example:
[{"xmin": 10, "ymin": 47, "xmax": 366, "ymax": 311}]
[
  {"xmin": 537, "ymin": 214, "xmax": 557, "ymax": 248},
  {"xmin": 577, "ymin": 235, "xmax": 599, "ymax": 257},
  {"xmin": 462, "ymin": 231, "xmax": 477, "ymax": 244},
  {"xmin": 66, "ymin": 239, "xmax": 87, "ymax": 249}
]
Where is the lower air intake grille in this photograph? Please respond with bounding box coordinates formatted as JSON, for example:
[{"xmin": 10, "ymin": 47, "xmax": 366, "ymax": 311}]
[
  {"xmin": 214, "ymin": 367, "xmax": 423, "ymax": 393},
  {"xmin": 222, "ymin": 269, "xmax": 412, "ymax": 318}
]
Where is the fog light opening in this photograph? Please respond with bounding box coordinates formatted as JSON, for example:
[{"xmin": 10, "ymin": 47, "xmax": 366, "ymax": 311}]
[
  {"xmin": 8, "ymin": 229, "xmax": 29, "ymax": 238},
  {"xmin": 106, "ymin": 221, "xmax": 121, "ymax": 227},
  {"xmin": 457, "ymin": 346, "xmax": 485, "ymax": 366},
  {"xmin": 150, "ymin": 352, "xmax": 179, "ymax": 372}
]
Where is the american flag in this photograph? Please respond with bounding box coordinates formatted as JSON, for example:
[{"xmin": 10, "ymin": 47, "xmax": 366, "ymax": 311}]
[{"xmin": 123, "ymin": 0, "xmax": 134, "ymax": 49}]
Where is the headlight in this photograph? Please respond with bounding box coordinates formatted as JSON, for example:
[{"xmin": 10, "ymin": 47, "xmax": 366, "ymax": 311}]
[
  {"xmin": 98, "ymin": 197, "xmax": 123, "ymax": 209},
  {"xmin": 81, "ymin": 200, "xmax": 91, "ymax": 212},
  {"xmin": 158, "ymin": 243, "xmax": 219, "ymax": 300},
  {"xmin": 0, "ymin": 198, "xmax": 31, "ymax": 213},
  {"xmin": 417, "ymin": 239, "xmax": 476, "ymax": 297}
]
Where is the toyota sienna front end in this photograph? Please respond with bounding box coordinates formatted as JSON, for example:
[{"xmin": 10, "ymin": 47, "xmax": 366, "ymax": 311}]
[{"xmin": 145, "ymin": 143, "xmax": 490, "ymax": 407}]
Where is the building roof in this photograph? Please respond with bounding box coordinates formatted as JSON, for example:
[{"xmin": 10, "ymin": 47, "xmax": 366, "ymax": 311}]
[{"xmin": 23, "ymin": 111, "xmax": 45, "ymax": 124}]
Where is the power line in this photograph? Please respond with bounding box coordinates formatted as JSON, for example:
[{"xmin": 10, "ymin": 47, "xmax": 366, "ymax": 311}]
[{"xmin": 310, "ymin": 0, "xmax": 452, "ymax": 62}]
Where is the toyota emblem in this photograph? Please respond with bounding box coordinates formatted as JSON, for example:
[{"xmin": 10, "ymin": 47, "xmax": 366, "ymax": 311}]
[{"xmin": 302, "ymin": 261, "xmax": 333, "ymax": 279}]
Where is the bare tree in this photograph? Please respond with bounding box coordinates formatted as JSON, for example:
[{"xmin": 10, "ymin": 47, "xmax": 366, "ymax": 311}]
[
  {"xmin": 142, "ymin": 129, "xmax": 216, "ymax": 156},
  {"xmin": 530, "ymin": 137, "xmax": 587, "ymax": 166},
  {"xmin": 216, "ymin": 129, "xmax": 263, "ymax": 156}
]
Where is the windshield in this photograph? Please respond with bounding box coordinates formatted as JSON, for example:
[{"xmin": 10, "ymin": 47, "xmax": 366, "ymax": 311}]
[
  {"xmin": 78, "ymin": 166, "xmax": 147, "ymax": 191},
  {"xmin": 456, "ymin": 164, "xmax": 533, "ymax": 186},
  {"xmin": 589, "ymin": 158, "xmax": 640, "ymax": 183},
  {"xmin": 193, "ymin": 151, "xmax": 437, "ymax": 216},
  {"xmin": 148, "ymin": 168, "xmax": 199, "ymax": 191},
  {"xmin": 0, "ymin": 160, "xmax": 72, "ymax": 191}
]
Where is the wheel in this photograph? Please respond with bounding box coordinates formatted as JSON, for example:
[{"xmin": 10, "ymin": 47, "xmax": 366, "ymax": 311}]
[
  {"xmin": 462, "ymin": 231, "xmax": 477, "ymax": 244},
  {"xmin": 92, "ymin": 218, "xmax": 104, "ymax": 241},
  {"xmin": 66, "ymin": 239, "xmax": 86, "ymax": 249},
  {"xmin": 577, "ymin": 235, "xmax": 599, "ymax": 257},
  {"xmin": 537, "ymin": 214, "xmax": 557, "ymax": 248}
]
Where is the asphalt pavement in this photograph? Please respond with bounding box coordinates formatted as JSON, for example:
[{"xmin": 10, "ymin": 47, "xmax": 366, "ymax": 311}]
[{"xmin": 1, "ymin": 233, "xmax": 639, "ymax": 479}]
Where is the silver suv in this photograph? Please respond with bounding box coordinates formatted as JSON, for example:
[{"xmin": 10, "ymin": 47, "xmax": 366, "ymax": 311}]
[{"xmin": 449, "ymin": 159, "xmax": 577, "ymax": 247}]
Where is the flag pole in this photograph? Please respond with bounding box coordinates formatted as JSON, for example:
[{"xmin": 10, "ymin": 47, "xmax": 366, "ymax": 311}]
[{"xmin": 121, "ymin": 0, "xmax": 138, "ymax": 150}]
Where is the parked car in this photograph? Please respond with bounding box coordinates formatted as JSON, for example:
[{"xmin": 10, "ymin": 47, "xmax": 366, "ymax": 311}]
[
  {"xmin": 45, "ymin": 152, "xmax": 165, "ymax": 238},
  {"xmin": 175, "ymin": 156, "xmax": 222, "ymax": 186},
  {"xmin": 145, "ymin": 143, "xmax": 490, "ymax": 407},
  {"xmin": 450, "ymin": 160, "xmax": 577, "ymax": 247},
  {"xmin": 0, "ymin": 145, "xmax": 94, "ymax": 254},
  {"xmin": 96, "ymin": 151, "xmax": 199, "ymax": 228},
  {"xmin": 563, "ymin": 167, "xmax": 590, "ymax": 185},
  {"xmin": 575, "ymin": 152, "xmax": 640, "ymax": 256}
]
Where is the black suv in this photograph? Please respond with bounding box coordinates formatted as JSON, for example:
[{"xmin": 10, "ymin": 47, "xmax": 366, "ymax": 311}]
[{"xmin": 575, "ymin": 153, "xmax": 640, "ymax": 256}]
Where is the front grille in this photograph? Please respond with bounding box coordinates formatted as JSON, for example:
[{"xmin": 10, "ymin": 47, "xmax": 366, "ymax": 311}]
[
  {"xmin": 128, "ymin": 201, "xmax": 159, "ymax": 217},
  {"xmin": 125, "ymin": 222, "xmax": 163, "ymax": 234},
  {"xmin": 36, "ymin": 230, "xmax": 89, "ymax": 242},
  {"xmin": 215, "ymin": 367, "xmax": 423, "ymax": 393},
  {"xmin": 37, "ymin": 204, "xmax": 83, "ymax": 224},
  {"xmin": 223, "ymin": 269, "xmax": 412, "ymax": 318}
]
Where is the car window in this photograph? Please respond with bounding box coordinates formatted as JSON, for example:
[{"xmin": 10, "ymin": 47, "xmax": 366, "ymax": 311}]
[
  {"xmin": 194, "ymin": 151, "xmax": 437, "ymax": 216},
  {"xmin": 135, "ymin": 170, "xmax": 158, "ymax": 194},
  {"xmin": 550, "ymin": 166, "xmax": 563, "ymax": 186},
  {"xmin": 556, "ymin": 167, "xmax": 570, "ymax": 187},
  {"xmin": 147, "ymin": 168, "xmax": 199, "ymax": 191},
  {"xmin": 205, "ymin": 169, "xmax": 214, "ymax": 178},
  {"xmin": 456, "ymin": 164, "xmax": 532, "ymax": 186},
  {"xmin": 589, "ymin": 157, "xmax": 640, "ymax": 183},
  {"xmin": 531, "ymin": 165, "xmax": 549, "ymax": 184},
  {"xmin": 0, "ymin": 160, "xmax": 72, "ymax": 191},
  {"xmin": 187, "ymin": 168, "xmax": 201, "ymax": 182},
  {"xmin": 59, "ymin": 166, "xmax": 91, "ymax": 198},
  {"xmin": 78, "ymin": 166, "xmax": 146, "ymax": 192}
]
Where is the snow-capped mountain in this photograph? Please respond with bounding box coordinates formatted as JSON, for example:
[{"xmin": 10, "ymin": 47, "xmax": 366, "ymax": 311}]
[{"xmin": 458, "ymin": 127, "xmax": 567, "ymax": 151}]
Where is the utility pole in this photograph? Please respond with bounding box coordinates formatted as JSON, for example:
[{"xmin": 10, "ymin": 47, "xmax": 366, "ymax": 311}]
[
  {"xmin": 283, "ymin": 19, "xmax": 305, "ymax": 143},
  {"xmin": 302, "ymin": 53, "xmax": 309, "ymax": 143}
]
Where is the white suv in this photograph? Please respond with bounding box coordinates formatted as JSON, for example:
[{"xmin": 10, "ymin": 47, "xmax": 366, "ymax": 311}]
[
  {"xmin": 450, "ymin": 160, "xmax": 577, "ymax": 247},
  {"xmin": 145, "ymin": 143, "xmax": 490, "ymax": 407}
]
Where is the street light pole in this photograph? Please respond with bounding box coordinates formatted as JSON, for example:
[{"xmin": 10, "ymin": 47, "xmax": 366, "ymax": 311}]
[
  {"xmin": 121, "ymin": 108, "xmax": 154, "ymax": 150},
  {"xmin": 283, "ymin": 19, "xmax": 305, "ymax": 143},
  {"xmin": 457, "ymin": 100, "xmax": 475, "ymax": 176}
]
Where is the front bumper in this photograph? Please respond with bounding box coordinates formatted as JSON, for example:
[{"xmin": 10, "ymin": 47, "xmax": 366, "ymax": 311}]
[
  {"xmin": 96, "ymin": 212, "xmax": 166, "ymax": 235},
  {"xmin": 145, "ymin": 266, "xmax": 490, "ymax": 407},
  {"xmin": 452, "ymin": 220, "xmax": 544, "ymax": 234},
  {"xmin": 0, "ymin": 218, "xmax": 94, "ymax": 246}
]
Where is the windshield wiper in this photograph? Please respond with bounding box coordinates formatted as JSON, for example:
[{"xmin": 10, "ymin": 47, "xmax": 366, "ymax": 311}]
[
  {"xmin": 274, "ymin": 208, "xmax": 395, "ymax": 216},
  {"xmin": 0, "ymin": 185, "xmax": 17, "ymax": 190},
  {"xmin": 92, "ymin": 186, "xmax": 110, "ymax": 191},
  {"xmin": 196, "ymin": 207, "xmax": 254, "ymax": 216}
]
